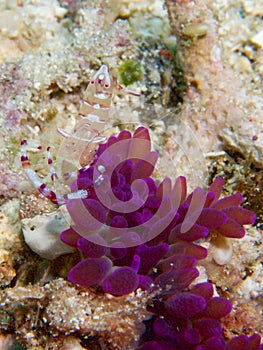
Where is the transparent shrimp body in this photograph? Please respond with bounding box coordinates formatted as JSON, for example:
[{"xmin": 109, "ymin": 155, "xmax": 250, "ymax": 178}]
[
  {"xmin": 57, "ymin": 64, "xmax": 139, "ymax": 171},
  {"xmin": 21, "ymin": 65, "xmax": 133, "ymax": 205},
  {"xmin": 59, "ymin": 64, "xmax": 113, "ymax": 140}
]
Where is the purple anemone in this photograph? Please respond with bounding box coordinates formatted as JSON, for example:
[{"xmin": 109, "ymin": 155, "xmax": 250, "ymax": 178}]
[
  {"xmin": 61, "ymin": 127, "xmax": 255, "ymax": 295},
  {"xmin": 59, "ymin": 127, "xmax": 261, "ymax": 349}
]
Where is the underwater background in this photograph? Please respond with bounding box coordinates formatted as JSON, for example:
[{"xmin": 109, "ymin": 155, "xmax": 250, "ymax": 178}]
[{"xmin": 0, "ymin": 0, "xmax": 262, "ymax": 349}]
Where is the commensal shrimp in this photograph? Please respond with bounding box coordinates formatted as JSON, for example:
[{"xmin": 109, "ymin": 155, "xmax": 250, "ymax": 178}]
[{"xmin": 21, "ymin": 64, "xmax": 139, "ymax": 205}]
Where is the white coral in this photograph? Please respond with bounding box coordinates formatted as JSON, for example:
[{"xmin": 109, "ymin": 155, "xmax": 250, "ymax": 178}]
[{"xmin": 22, "ymin": 210, "xmax": 74, "ymax": 260}]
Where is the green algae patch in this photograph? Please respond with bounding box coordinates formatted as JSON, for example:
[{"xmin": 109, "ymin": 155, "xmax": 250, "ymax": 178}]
[{"xmin": 119, "ymin": 60, "xmax": 142, "ymax": 86}]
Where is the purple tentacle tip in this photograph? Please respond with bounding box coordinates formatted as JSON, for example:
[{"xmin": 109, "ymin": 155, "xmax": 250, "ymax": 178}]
[
  {"xmin": 165, "ymin": 292, "xmax": 207, "ymax": 319},
  {"xmin": 102, "ymin": 266, "xmax": 139, "ymax": 296},
  {"xmin": 68, "ymin": 257, "xmax": 112, "ymax": 287}
]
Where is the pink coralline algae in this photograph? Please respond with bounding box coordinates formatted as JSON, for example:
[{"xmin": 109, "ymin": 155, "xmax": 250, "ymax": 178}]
[
  {"xmin": 0, "ymin": 166, "xmax": 21, "ymax": 199},
  {"xmin": 0, "ymin": 63, "xmax": 30, "ymax": 131},
  {"xmin": 55, "ymin": 126, "xmax": 260, "ymax": 348}
]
